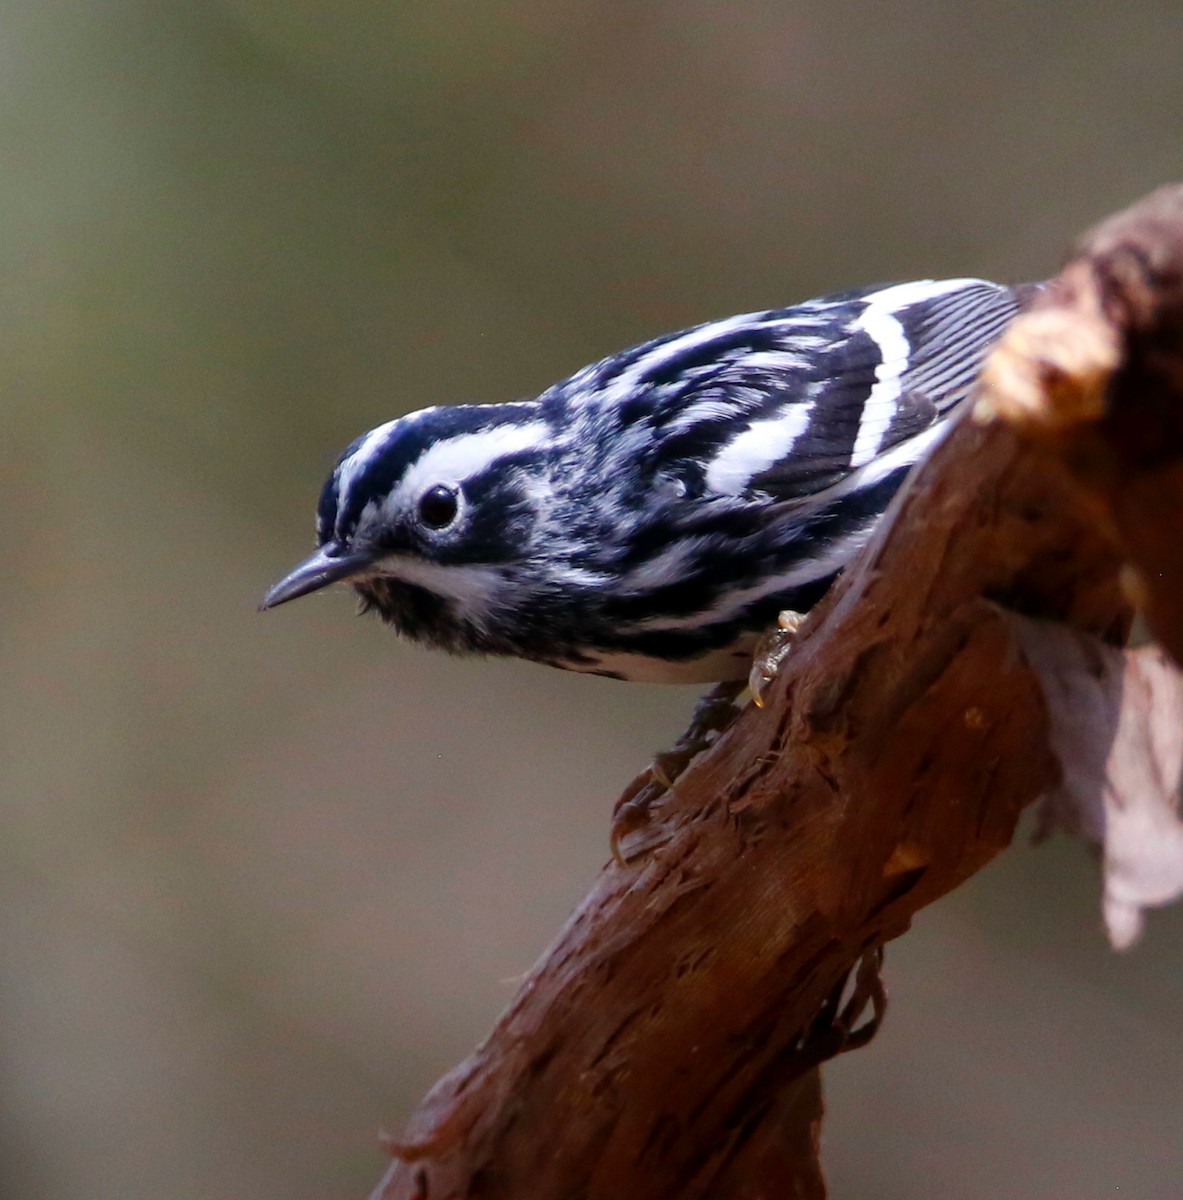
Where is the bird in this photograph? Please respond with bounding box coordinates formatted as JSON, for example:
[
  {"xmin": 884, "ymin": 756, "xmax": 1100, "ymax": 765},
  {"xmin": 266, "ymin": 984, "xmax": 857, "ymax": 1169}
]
[{"xmin": 262, "ymin": 277, "xmax": 1027, "ymax": 685}]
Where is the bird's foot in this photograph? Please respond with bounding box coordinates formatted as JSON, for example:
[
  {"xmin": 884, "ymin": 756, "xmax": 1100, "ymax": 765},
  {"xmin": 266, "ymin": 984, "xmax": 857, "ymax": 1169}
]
[
  {"xmin": 748, "ymin": 608, "xmax": 808, "ymax": 707},
  {"xmin": 610, "ymin": 680, "xmax": 745, "ymax": 865}
]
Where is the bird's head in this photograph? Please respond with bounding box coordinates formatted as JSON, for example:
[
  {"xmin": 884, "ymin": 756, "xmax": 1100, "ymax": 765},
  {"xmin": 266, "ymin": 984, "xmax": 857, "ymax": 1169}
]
[{"xmin": 261, "ymin": 403, "xmax": 560, "ymax": 655}]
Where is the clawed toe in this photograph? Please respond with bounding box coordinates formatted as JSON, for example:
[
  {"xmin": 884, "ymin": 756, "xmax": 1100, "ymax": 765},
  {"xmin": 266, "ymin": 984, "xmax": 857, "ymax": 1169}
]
[{"xmin": 749, "ymin": 609, "xmax": 807, "ymax": 707}]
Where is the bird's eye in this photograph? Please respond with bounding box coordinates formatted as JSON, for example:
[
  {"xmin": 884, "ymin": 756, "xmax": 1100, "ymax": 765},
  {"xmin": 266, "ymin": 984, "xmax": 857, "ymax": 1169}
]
[{"xmin": 417, "ymin": 484, "xmax": 460, "ymax": 529}]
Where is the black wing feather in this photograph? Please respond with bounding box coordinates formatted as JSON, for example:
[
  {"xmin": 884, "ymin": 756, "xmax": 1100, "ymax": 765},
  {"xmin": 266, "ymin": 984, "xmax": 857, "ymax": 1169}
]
[{"xmin": 741, "ymin": 279, "xmax": 1022, "ymax": 502}]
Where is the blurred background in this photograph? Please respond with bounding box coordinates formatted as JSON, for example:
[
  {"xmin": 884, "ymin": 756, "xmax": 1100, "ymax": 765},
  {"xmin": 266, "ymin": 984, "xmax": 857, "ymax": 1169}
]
[{"xmin": 3, "ymin": 2, "xmax": 1183, "ymax": 1196}]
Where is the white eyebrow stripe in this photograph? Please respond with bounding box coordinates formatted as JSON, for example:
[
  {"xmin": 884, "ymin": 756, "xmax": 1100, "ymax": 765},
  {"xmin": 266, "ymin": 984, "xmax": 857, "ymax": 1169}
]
[
  {"xmin": 394, "ymin": 421, "xmax": 550, "ymax": 506},
  {"xmin": 850, "ymin": 278, "xmax": 984, "ymax": 468},
  {"xmin": 335, "ymin": 418, "xmax": 401, "ymax": 518},
  {"xmin": 704, "ymin": 404, "xmax": 814, "ymax": 495}
]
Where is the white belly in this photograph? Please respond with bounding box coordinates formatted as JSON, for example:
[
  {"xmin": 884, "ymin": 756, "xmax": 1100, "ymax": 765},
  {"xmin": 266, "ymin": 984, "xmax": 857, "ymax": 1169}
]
[{"xmin": 556, "ymin": 636, "xmax": 758, "ymax": 684}]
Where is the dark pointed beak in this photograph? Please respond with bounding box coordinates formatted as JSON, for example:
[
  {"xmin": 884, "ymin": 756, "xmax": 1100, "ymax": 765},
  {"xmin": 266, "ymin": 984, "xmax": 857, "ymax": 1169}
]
[{"xmin": 259, "ymin": 544, "xmax": 377, "ymax": 611}]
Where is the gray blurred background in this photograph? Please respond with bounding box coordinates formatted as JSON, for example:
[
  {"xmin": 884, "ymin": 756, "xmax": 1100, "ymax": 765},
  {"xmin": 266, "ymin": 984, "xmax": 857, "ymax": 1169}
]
[{"xmin": 3, "ymin": 2, "xmax": 1182, "ymax": 1197}]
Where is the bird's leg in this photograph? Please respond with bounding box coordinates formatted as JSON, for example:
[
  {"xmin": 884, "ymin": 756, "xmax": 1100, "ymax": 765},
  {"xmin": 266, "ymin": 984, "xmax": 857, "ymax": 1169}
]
[
  {"xmin": 650, "ymin": 681, "xmax": 747, "ymax": 788},
  {"xmin": 611, "ymin": 611, "xmax": 810, "ymax": 862},
  {"xmin": 611, "ymin": 680, "xmax": 746, "ymax": 864},
  {"xmin": 748, "ymin": 608, "xmax": 808, "ymax": 707}
]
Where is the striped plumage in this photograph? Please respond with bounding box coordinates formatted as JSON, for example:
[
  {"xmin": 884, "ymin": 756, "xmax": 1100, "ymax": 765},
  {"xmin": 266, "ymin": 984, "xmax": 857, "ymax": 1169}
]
[{"xmin": 262, "ymin": 278, "xmax": 1025, "ymax": 682}]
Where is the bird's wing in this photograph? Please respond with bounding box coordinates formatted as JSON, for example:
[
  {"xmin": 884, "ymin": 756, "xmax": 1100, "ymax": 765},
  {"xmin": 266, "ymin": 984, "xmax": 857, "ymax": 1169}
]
[{"xmin": 734, "ymin": 278, "xmax": 1024, "ymax": 502}]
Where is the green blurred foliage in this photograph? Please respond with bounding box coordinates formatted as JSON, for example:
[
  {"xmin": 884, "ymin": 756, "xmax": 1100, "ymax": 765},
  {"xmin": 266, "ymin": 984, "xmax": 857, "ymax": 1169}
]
[{"xmin": 2, "ymin": 2, "xmax": 1183, "ymax": 1197}]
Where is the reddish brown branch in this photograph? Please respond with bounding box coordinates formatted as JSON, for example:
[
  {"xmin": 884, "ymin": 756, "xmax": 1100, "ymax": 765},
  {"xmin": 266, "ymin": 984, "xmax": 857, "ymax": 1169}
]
[{"xmin": 369, "ymin": 186, "xmax": 1183, "ymax": 1200}]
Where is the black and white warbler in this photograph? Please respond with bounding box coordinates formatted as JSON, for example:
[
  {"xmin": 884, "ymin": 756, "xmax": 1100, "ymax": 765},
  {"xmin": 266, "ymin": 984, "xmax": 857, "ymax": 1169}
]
[{"xmin": 262, "ymin": 278, "xmax": 1026, "ymax": 684}]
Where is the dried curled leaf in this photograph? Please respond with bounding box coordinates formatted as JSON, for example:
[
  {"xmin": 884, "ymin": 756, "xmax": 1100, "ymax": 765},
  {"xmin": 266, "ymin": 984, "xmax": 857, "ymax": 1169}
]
[{"xmin": 1012, "ymin": 617, "xmax": 1183, "ymax": 949}]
